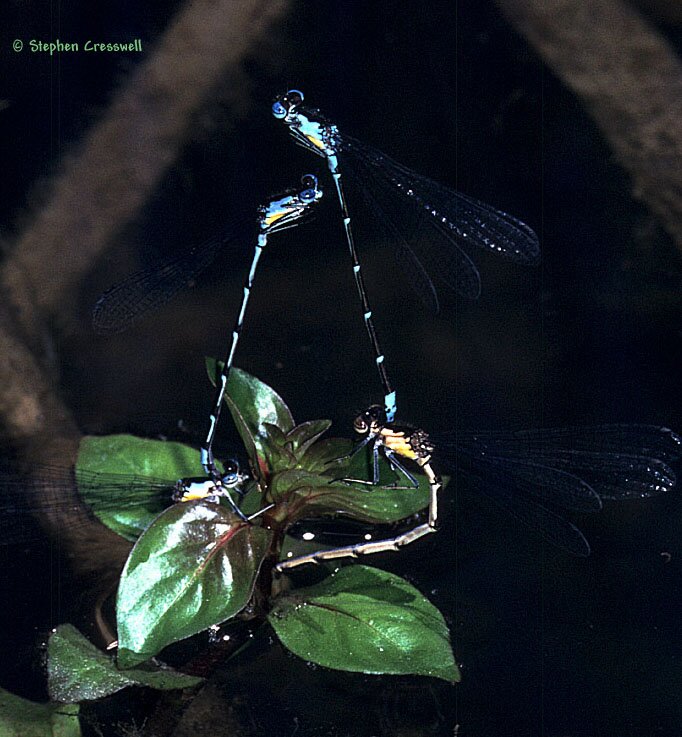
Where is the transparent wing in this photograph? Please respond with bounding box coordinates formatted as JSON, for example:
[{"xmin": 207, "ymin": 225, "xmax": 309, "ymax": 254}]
[
  {"xmin": 92, "ymin": 223, "xmax": 246, "ymax": 334},
  {"xmin": 455, "ymin": 425, "xmax": 680, "ymax": 499},
  {"xmin": 340, "ymin": 138, "xmax": 481, "ymax": 301},
  {"xmin": 436, "ymin": 424, "xmax": 680, "ymax": 555},
  {"xmin": 441, "ymin": 444, "xmax": 604, "ymax": 512},
  {"xmin": 337, "ymin": 132, "xmax": 540, "ymax": 300},
  {"xmin": 0, "ymin": 465, "xmax": 177, "ymax": 544},
  {"xmin": 363, "ymin": 176, "xmax": 441, "ymax": 312},
  {"xmin": 462, "ymin": 471, "xmax": 592, "ymax": 556}
]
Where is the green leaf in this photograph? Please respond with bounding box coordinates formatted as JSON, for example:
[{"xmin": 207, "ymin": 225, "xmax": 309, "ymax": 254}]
[
  {"xmin": 76, "ymin": 435, "xmax": 209, "ymax": 541},
  {"xmin": 0, "ymin": 687, "xmax": 80, "ymax": 737},
  {"xmin": 285, "ymin": 420, "xmax": 332, "ymax": 460},
  {"xmin": 299, "ymin": 437, "xmax": 352, "ymax": 473},
  {"xmin": 206, "ymin": 362, "xmax": 294, "ymax": 477},
  {"xmin": 262, "ymin": 422, "xmax": 290, "ymax": 449},
  {"xmin": 268, "ymin": 457, "xmax": 433, "ymax": 526},
  {"xmin": 117, "ymin": 501, "xmax": 271, "ymax": 668},
  {"xmin": 269, "ymin": 566, "xmax": 459, "ymax": 683},
  {"xmin": 47, "ymin": 625, "xmax": 202, "ymax": 703},
  {"xmin": 261, "ymin": 423, "xmax": 298, "ymax": 473},
  {"xmin": 279, "ymin": 532, "xmax": 349, "ymax": 566}
]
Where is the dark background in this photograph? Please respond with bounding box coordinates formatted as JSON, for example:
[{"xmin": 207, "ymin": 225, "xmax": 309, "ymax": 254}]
[{"xmin": 1, "ymin": 2, "xmax": 681, "ymax": 736}]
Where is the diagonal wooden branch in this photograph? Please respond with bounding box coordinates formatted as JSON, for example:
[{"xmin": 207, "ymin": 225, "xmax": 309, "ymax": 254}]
[
  {"xmin": 0, "ymin": 0, "xmax": 288, "ymax": 442},
  {"xmin": 0, "ymin": 0, "xmax": 289, "ymax": 578},
  {"xmin": 495, "ymin": 0, "xmax": 682, "ymax": 252},
  {"xmin": 2, "ymin": 0, "xmax": 289, "ymax": 339}
]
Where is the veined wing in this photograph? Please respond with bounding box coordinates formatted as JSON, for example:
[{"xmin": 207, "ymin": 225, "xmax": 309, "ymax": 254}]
[
  {"xmin": 455, "ymin": 425, "xmax": 680, "ymax": 500},
  {"xmin": 436, "ymin": 423, "xmax": 678, "ymax": 555},
  {"xmin": 92, "ymin": 222, "xmax": 246, "ymax": 334},
  {"xmin": 439, "ymin": 440, "xmax": 604, "ymax": 512},
  {"xmin": 337, "ymin": 132, "xmax": 540, "ymax": 301},
  {"xmin": 339, "ymin": 135, "xmax": 482, "ymax": 301},
  {"xmin": 0, "ymin": 465, "xmax": 178, "ymax": 544}
]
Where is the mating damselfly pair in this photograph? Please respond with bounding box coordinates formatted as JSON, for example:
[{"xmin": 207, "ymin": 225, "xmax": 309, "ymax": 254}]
[{"xmin": 1, "ymin": 90, "xmax": 678, "ymax": 566}]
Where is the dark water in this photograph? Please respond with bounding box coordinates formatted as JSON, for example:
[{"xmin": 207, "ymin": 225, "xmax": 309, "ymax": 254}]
[{"xmin": 1, "ymin": 1, "xmax": 681, "ymax": 735}]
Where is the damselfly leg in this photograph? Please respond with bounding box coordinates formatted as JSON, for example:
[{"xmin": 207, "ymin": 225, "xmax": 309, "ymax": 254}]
[
  {"xmin": 330, "ymin": 405, "xmax": 427, "ymax": 490},
  {"xmin": 276, "ymin": 406, "xmax": 441, "ymax": 572}
]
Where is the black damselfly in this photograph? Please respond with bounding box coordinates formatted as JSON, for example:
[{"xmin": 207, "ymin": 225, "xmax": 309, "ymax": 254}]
[
  {"xmin": 0, "ymin": 461, "xmax": 249, "ymax": 546},
  {"xmin": 93, "ymin": 176, "xmax": 324, "ymax": 482},
  {"xmin": 273, "ymin": 90, "xmax": 540, "ymax": 422},
  {"xmin": 277, "ymin": 407, "xmax": 680, "ymax": 570}
]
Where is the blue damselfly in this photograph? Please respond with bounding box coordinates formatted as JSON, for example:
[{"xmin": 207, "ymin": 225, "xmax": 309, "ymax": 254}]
[
  {"xmin": 0, "ymin": 460, "xmax": 249, "ymax": 545},
  {"xmin": 200, "ymin": 175, "xmax": 323, "ymax": 480},
  {"xmin": 277, "ymin": 408, "xmax": 680, "ymax": 570},
  {"xmin": 93, "ymin": 176, "xmax": 324, "ymax": 483},
  {"xmin": 273, "ymin": 90, "xmax": 540, "ymax": 422}
]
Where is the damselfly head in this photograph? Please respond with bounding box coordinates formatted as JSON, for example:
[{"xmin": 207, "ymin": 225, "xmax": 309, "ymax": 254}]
[
  {"xmin": 272, "ymin": 89, "xmax": 304, "ymax": 119},
  {"xmin": 221, "ymin": 460, "xmax": 248, "ymax": 488},
  {"xmin": 354, "ymin": 405, "xmax": 387, "ymax": 435}
]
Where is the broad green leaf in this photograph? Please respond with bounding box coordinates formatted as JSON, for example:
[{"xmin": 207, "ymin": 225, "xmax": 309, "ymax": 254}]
[
  {"xmin": 279, "ymin": 532, "xmax": 354, "ymax": 566},
  {"xmin": 300, "ymin": 437, "xmax": 352, "ymax": 473},
  {"xmin": 117, "ymin": 501, "xmax": 271, "ymax": 668},
  {"xmin": 76, "ymin": 435, "xmax": 210, "ymax": 541},
  {"xmin": 269, "ymin": 566, "xmax": 459, "ymax": 683},
  {"xmin": 47, "ymin": 625, "xmax": 202, "ymax": 703},
  {"xmin": 267, "ymin": 459, "xmax": 433, "ymax": 525},
  {"xmin": 206, "ymin": 362, "xmax": 294, "ymax": 477},
  {"xmin": 0, "ymin": 687, "xmax": 79, "ymax": 737}
]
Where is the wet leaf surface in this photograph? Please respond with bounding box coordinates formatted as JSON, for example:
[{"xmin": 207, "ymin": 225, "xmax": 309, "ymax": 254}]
[
  {"xmin": 269, "ymin": 565, "xmax": 459, "ymax": 682},
  {"xmin": 117, "ymin": 501, "xmax": 271, "ymax": 668}
]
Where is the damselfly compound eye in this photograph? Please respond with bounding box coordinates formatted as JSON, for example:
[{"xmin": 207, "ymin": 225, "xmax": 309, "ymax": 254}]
[
  {"xmin": 301, "ymin": 173, "xmax": 318, "ymax": 190},
  {"xmin": 286, "ymin": 89, "xmax": 304, "ymax": 106},
  {"xmin": 354, "ymin": 417, "xmax": 369, "ymax": 433},
  {"xmin": 272, "ymin": 100, "xmax": 288, "ymax": 119},
  {"xmin": 222, "ymin": 459, "xmax": 240, "ymax": 475}
]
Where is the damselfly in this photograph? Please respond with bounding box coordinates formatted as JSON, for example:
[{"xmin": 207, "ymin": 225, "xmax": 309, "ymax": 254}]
[
  {"xmin": 0, "ymin": 461, "xmax": 249, "ymax": 546},
  {"xmin": 273, "ymin": 90, "xmax": 541, "ymax": 422},
  {"xmin": 276, "ymin": 407, "xmax": 680, "ymax": 570},
  {"xmin": 92, "ymin": 175, "xmax": 323, "ymax": 335},
  {"xmin": 93, "ymin": 176, "xmax": 324, "ymax": 482},
  {"xmin": 200, "ymin": 175, "xmax": 323, "ymax": 480}
]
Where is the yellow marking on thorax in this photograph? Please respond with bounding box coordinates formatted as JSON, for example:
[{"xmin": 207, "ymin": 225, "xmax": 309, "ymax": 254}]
[
  {"xmin": 381, "ymin": 429, "xmax": 418, "ymax": 460},
  {"xmin": 264, "ymin": 209, "xmax": 291, "ymax": 227},
  {"xmin": 306, "ymin": 134, "xmax": 326, "ymax": 151},
  {"xmin": 179, "ymin": 490, "xmax": 212, "ymax": 502}
]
